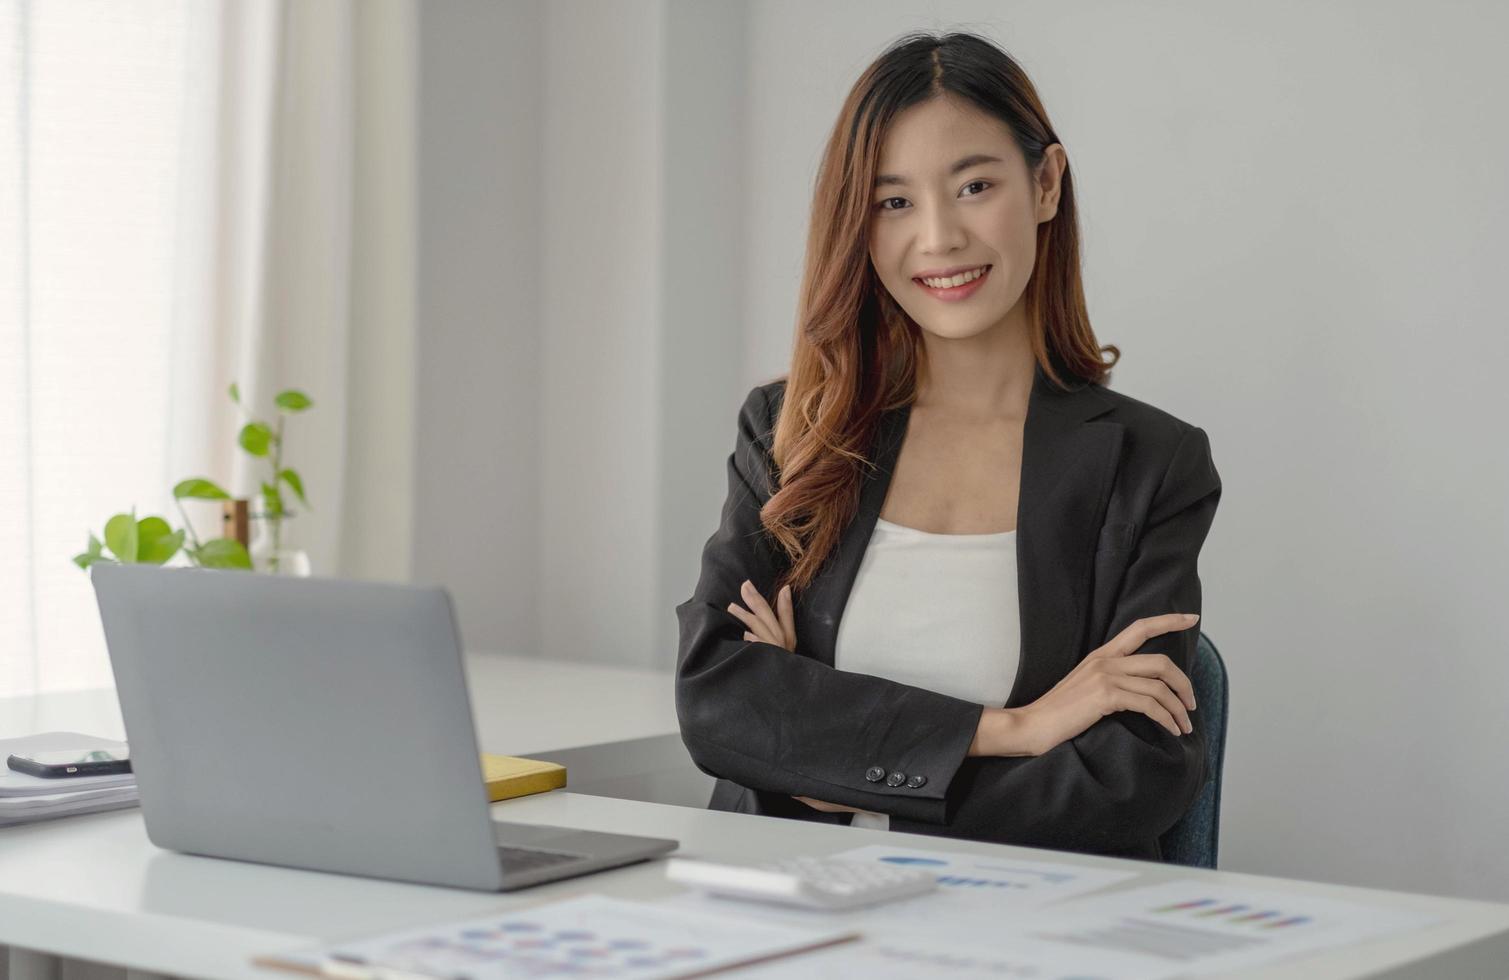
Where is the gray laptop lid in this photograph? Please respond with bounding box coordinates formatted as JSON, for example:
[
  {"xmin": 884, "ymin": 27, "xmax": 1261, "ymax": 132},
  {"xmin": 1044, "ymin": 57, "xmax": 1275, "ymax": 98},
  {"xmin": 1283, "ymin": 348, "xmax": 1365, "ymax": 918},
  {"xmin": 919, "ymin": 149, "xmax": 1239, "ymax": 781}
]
[{"xmin": 90, "ymin": 563, "xmax": 505, "ymax": 891}]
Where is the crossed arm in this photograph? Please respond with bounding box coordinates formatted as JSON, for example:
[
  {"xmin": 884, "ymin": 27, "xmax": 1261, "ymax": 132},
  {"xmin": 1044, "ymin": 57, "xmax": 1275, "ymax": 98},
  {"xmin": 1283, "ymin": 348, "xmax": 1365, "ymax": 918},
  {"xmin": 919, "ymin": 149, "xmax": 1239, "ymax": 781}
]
[{"xmin": 675, "ymin": 386, "xmax": 1220, "ymax": 851}]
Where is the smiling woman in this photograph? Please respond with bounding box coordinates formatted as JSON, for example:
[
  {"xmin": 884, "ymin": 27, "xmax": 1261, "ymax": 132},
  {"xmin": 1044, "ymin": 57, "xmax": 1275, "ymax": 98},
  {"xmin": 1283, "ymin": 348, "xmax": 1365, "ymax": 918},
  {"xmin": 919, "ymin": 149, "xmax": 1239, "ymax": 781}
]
[{"xmin": 675, "ymin": 31, "xmax": 1220, "ymax": 861}]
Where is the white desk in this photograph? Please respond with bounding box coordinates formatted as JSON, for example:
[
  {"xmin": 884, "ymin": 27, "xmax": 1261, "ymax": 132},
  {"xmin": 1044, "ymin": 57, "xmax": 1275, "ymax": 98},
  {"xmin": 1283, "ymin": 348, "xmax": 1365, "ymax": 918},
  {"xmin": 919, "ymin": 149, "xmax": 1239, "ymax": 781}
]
[
  {"xmin": 2, "ymin": 653, "xmax": 1508, "ymax": 980},
  {"xmin": 0, "ymin": 653, "xmax": 684, "ymax": 758}
]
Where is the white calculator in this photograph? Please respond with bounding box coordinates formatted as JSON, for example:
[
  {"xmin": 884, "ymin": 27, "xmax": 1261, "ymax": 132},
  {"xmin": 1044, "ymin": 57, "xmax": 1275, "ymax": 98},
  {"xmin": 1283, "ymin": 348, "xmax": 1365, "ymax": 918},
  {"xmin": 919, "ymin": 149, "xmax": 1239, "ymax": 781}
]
[{"xmin": 665, "ymin": 855, "xmax": 938, "ymax": 910}]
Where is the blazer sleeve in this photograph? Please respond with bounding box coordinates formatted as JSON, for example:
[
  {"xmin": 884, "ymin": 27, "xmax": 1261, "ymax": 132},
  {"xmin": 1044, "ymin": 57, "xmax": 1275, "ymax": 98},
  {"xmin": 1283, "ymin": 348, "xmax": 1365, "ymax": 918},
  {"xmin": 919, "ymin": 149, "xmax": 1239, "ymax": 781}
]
[
  {"xmin": 674, "ymin": 384, "xmax": 984, "ymax": 824},
  {"xmin": 890, "ymin": 424, "xmax": 1222, "ymax": 853}
]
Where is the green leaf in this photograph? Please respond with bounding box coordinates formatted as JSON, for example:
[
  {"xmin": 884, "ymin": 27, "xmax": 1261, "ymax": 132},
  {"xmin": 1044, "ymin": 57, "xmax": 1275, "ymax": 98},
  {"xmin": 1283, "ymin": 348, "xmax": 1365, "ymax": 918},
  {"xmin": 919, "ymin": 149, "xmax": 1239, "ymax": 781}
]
[
  {"xmin": 239, "ymin": 422, "xmax": 273, "ymax": 456},
  {"xmin": 278, "ymin": 468, "xmax": 310, "ymax": 510},
  {"xmin": 135, "ymin": 515, "xmax": 171, "ymax": 552},
  {"xmin": 72, "ymin": 534, "xmax": 107, "ymax": 571},
  {"xmin": 228, "ymin": 382, "xmax": 241, "ymax": 405},
  {"xmin": 104, "ymin": 513, "xmax": 140, "ymax": 564},
  {"xmin": 73, "ymin": 533, "xmax": 108, "ymax": 571},
  {"xmin": 193, "ymin": 537, "xmax": 253, "ymax": 570},
  {"xmin": 138, "ymin": 519, "xmax": 184, "ymax": 564},
  {"xmin": 160, "ymin": 529, "xmax": 187, "ymax": 564},
  {"xmin": 260, "ymin": 481, "xmax": 285, "ymax": 518},
  {"xmin": 274, "ymin": 389, "xmax": 312, "ymax": 412},
  {"xmin": 173, "ymin": 477, "xmax": 231, "ymax": 500}
]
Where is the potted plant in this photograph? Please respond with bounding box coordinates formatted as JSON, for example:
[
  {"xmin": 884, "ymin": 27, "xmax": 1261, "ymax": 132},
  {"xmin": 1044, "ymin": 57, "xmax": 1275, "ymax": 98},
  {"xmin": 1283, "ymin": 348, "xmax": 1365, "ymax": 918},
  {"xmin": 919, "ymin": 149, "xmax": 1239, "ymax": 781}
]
[{"xmin": 73, "ymin": 383, "xmax": 314, "ymax": 575}]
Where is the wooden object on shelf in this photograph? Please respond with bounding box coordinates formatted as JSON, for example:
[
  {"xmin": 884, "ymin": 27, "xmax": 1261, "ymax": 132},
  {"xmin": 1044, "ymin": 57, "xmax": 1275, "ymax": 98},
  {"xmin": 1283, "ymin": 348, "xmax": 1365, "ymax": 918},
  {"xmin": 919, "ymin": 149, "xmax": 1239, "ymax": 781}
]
[{"xmin": 221, "ymin": 499, "xmax": 250, "ymax": 549}]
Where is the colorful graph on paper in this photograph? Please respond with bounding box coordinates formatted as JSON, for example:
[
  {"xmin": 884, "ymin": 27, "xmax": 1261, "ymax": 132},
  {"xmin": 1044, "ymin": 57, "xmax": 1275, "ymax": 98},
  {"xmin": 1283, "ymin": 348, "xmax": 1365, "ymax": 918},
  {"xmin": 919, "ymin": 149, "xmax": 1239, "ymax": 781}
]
[
  {"xmin": 255, "ymin": 894, "xmax": 857, "ymax": 980},
  {"xmin": 1020, "ymin": 879, "xmax": 1444, "ymax": 970}
]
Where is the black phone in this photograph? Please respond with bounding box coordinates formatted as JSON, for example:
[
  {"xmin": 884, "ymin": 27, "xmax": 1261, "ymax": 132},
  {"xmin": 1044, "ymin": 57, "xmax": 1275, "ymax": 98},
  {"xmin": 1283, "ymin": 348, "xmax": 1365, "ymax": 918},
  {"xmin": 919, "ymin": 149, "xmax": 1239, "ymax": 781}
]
[{"xmin": 6, "ymin": 743, "xmax": 132, "ymax": 778}]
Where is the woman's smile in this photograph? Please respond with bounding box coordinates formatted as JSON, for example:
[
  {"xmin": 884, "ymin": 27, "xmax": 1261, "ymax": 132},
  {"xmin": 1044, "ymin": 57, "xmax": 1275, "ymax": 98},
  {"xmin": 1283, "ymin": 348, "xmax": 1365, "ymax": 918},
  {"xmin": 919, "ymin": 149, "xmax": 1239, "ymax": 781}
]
[{"xmin": 913, "ymin": 264, "xmax": 991, "ymax": 302}]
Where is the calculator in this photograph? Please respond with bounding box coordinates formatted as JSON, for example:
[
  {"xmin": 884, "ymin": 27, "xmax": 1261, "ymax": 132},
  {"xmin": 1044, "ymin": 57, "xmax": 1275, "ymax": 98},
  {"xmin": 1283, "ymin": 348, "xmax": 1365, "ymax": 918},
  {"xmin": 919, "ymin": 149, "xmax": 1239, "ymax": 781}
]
[{"xmin": 665, "ymin": 855, "xmax": 938, "ymax": 910}]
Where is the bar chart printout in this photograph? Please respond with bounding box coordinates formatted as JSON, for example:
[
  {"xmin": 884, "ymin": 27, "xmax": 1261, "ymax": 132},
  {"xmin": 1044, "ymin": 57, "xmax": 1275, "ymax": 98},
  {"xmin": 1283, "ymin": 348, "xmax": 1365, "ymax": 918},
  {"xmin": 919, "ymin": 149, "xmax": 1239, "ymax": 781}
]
[{"xmin": 1015, "ymin": 879, "xmax": 1444, "ymax": 974}]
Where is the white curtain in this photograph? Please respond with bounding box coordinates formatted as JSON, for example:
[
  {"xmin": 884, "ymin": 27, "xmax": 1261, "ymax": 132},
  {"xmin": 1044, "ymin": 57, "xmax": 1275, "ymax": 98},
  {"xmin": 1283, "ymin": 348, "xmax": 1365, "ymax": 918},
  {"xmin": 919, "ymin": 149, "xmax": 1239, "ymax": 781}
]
[
  {"xmin": 0, "ymin": 0, "xmax": 416, "ymax": 699},
  {"xmin": 178, "ymin": 0, "xmax": 418, "ymax": 584}
]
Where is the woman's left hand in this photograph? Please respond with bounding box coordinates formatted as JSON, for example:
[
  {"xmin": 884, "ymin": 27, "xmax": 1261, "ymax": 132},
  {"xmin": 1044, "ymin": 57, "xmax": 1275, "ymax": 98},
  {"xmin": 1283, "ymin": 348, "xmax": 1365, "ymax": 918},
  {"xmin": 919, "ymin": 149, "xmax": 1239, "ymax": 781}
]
[{"xmin": 727, "ymin": 579, "xmax": 797, "ymax": 652}]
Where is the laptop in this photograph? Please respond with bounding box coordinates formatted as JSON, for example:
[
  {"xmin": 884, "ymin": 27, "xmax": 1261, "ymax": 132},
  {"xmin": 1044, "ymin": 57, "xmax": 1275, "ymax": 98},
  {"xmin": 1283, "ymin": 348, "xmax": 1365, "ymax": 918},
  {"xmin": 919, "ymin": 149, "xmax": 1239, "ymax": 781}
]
[{"xmin": 89, "ymin": 562, "xmax": 678, "ymax": 891}]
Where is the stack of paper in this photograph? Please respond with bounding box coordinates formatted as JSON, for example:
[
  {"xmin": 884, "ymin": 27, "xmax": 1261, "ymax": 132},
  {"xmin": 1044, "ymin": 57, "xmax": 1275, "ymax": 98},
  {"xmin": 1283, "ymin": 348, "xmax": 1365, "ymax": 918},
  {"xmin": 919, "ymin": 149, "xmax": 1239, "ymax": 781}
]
[
  {"xmin": 0, "ymin": 732, "xmax": 139, "ymax": 827},
  {"xmin": 255, "ymin": 893, "xmax": 858, "ymax": 980}
]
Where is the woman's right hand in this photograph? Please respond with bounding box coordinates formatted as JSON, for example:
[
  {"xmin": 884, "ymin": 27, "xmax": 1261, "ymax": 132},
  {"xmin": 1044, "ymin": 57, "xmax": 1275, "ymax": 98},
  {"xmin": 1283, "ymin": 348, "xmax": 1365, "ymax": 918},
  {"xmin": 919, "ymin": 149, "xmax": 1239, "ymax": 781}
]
[{"xmin": 1010, "ymin": 614, "xmax": 1201, "ymax": 757}]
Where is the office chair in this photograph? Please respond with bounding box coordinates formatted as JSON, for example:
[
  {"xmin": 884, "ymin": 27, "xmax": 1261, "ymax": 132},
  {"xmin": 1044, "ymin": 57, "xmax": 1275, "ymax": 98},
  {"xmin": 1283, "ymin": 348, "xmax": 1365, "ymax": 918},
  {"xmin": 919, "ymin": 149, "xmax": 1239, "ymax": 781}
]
[{"xmin": 1157, "ymin": 631, "xmax": 1229, "ymax": 869}]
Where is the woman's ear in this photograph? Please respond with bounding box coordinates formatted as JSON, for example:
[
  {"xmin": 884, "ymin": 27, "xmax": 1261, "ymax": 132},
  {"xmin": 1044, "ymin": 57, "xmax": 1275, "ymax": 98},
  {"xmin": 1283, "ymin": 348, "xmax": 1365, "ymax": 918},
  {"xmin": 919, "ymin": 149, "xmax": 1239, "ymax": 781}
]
[{"xmin": 1035, "ymin": 143, "xmax": 1067, "ymax": 223}]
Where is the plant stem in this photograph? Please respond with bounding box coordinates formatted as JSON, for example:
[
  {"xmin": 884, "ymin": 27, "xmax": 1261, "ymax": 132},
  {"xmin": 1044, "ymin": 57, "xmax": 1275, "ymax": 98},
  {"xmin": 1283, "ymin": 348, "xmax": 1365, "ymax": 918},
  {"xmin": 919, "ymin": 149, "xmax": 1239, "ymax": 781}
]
[
  {"xmin": 175, "ymin": 497, "xmax": 204, "ymax": 560},
  {"xmin": 269, "ymin": 414, "xmax": 285, "ymax": 572}
]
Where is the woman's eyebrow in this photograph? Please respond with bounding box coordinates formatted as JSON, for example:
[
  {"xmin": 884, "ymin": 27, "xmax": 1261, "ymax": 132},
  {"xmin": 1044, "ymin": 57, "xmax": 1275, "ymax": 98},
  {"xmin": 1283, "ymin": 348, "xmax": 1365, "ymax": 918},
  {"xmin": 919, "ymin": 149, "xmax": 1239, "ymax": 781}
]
[{"xmin": 875, "ymin": 153, "xmax": 1004, "ymax": 187}]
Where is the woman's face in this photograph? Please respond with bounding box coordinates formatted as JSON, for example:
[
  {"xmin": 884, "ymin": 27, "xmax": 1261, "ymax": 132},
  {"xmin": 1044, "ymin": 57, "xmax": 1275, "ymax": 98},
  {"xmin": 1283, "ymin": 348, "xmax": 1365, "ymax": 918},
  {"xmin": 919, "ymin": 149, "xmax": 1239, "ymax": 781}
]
[{"xmin": 867, "ymin": 95, "xmax": 1065, "ymax": 344}]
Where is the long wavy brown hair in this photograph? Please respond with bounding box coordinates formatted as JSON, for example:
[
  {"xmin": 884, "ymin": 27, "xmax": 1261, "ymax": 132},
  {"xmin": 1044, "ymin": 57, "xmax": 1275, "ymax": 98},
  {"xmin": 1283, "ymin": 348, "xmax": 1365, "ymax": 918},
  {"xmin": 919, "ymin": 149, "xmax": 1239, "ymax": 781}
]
[{"xmin": 764, "ymin": 31, "xmax": 1119, "ymax": 596}]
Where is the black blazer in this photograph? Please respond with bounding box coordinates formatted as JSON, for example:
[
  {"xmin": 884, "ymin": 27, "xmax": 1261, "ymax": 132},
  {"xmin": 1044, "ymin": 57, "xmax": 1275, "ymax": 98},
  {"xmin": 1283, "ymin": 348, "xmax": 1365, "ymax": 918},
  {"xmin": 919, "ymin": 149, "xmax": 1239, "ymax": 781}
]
[{"xmin": 674, "ymin": 358, "xmax": 1222, "ymax": 861}]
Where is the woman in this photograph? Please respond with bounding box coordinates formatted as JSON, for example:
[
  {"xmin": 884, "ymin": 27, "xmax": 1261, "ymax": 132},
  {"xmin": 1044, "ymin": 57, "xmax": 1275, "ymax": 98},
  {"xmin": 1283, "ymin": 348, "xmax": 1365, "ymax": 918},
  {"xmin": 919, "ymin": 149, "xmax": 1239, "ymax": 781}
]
[{"xmin": 674, "ymin": 31, "xmax": 1221, "ymax": 861}]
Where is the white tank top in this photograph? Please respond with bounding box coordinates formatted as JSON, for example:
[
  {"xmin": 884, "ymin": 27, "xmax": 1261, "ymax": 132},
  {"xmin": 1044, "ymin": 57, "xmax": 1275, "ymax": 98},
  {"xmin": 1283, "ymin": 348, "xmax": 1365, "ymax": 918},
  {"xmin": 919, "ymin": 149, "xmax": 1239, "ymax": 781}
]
[{"xmin": 834, "ymin": 517, "xmax": 1020, "ymax": 831}]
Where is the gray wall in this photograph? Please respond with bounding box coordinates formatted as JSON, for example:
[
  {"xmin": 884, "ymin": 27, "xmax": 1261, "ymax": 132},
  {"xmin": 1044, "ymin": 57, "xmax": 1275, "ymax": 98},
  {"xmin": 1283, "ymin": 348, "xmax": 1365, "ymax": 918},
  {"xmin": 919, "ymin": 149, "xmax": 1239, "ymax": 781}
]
[
  {"xmin": 657, "ymin": 1, "xmax": 749, "ymax": 668},
  {"xmin": 414, "ymin": 0, "xmax": 542, "ymax": 656},
  {"xmin": 413, "ymin": 0, "xmax": 1509, "ymax": 903},
  {"xmin": 537, "ymin": 0, "xmax": 665, "ymax": 668}
]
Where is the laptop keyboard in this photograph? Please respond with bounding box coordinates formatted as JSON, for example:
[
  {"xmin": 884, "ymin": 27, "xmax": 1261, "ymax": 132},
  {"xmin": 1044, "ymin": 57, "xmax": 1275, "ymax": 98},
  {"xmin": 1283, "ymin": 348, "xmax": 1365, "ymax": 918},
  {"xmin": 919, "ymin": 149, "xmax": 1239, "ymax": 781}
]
[{"xmin": 497, "ymin": 846, "xmax": 585, "ymax": 875}]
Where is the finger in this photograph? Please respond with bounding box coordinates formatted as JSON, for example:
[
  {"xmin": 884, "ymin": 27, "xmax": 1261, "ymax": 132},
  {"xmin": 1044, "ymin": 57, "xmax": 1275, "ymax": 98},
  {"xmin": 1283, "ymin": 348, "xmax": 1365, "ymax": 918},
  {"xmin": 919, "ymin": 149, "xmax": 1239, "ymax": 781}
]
[
  {"xmin": 741, "ymin": 580, "xmax": 783, "ymax": 640},
  {"xmin": 1111, "ymin": 613, "xmax": 1200, "ymax": 656},
  {"xmin": 1114, "ymin": 689, "xmax": 1183, "ymax": 738},
  {"xmin": 726, "ymin": 601, "xmax": 765, "ymax": 635},
  {"xmin": 744, "ymin": 625, "xmax": 780, "ymax": 646},
  {"xmin": 729, "ymin": 604, "xmax": 779, "ymax": 645},
  {"xmin": 740, "ymin": 580, "xmax": 784, "ymax": 642},
  {"xmin": 1118, "ymin": 675, "xmax": 1193, "ymax": 733},
  {"xmin": 777, "ymin": 585, "xmax": 797, "ymax": 650},
  {"xmin": 1119, "ymin": 653, "xmax": 1197, "ymax": 709}
]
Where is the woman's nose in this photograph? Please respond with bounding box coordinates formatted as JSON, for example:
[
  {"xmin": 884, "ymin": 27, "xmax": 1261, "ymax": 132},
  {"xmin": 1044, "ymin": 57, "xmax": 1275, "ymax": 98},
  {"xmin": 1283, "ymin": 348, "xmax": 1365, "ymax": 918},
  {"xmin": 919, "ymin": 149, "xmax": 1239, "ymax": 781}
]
[{"xmin": 919, "ymin": 205, "xmax": 968, "ymax": 254}]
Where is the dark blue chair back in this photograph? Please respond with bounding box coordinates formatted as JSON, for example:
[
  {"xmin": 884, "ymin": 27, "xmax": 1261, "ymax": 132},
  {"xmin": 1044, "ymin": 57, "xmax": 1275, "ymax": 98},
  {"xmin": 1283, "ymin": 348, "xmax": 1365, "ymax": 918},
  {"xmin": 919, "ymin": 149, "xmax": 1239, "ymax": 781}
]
[{"xmin": 1157, "ymin": 631, "xmax": 1228, "ymax": 868}]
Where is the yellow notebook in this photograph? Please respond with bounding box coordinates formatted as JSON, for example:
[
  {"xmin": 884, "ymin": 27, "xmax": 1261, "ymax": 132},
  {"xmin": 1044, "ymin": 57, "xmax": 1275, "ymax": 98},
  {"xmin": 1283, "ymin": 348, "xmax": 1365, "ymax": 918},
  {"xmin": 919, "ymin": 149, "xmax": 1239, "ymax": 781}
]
[{"xmin": 480, "ymin": 754, "xmax": 566, "ymax": 802}]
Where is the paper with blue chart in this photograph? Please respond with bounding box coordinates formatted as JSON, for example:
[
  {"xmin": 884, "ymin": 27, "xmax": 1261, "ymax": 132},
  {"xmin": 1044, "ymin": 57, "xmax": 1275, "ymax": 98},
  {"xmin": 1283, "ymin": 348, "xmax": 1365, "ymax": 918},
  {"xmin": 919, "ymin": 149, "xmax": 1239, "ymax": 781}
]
[
  {"xmin": 662, "ymin": 845, "xmax": 1137, "ymax": 947},
  {"xmin": 830, "ymin": 844, "xmax": 1138, "ymax": 905},
  {"xmin": 687, "ymin": 849, "xmax": 1444, "ymax": 979},
  {"xmin": 664, "ymin": 845, "xmax": 1156, "ymax": 979},
  {"xmin": 253, "ymin": 893, "xmax": 858, "ymax": 980}
]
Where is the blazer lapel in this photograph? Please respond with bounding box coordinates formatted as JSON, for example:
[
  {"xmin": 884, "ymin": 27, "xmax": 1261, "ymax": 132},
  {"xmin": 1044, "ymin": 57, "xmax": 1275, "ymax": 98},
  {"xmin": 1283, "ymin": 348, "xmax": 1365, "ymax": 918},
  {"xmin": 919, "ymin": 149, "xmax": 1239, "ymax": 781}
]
[
  {"xmin": 799, "ymin": 359, "xmax": 1124, "ymax": 708},
  {"xmin": 1011, "ymin": 365, "xmax": 1123, "ymax": 705}
]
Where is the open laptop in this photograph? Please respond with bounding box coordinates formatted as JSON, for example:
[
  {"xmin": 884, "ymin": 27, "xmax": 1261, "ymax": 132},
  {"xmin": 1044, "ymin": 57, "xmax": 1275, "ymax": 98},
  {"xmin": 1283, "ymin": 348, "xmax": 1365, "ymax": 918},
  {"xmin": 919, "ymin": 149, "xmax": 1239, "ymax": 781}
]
[{"xmin": 89, "ymin": 562, "xmax": 678, "ymax": 891}]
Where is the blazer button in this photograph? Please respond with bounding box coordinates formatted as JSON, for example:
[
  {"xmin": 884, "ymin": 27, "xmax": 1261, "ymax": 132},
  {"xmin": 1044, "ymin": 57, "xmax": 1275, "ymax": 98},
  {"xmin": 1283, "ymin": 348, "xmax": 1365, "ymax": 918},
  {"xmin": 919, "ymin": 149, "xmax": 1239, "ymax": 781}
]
[
  {"xmin": 885, "ymin": 771, "xmax": 906, "ymax": 787},
  {"xmin": 865, "ymin": 766, "xmax": 886, "ymax": 783},
  {"xmin": 906, "ymin": 774, "xmax": 927, "ymax": 789}
]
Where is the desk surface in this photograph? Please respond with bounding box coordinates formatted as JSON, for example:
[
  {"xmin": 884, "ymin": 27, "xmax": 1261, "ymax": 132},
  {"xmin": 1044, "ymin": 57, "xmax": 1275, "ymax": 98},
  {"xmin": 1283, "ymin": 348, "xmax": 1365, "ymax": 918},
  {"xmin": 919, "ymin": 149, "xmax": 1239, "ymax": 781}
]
[
  {"xmin": 0, "ymin": 652, "xmax": 680, "ymax": 757},
  {"xmin": 2, "ymin": 653, "xmax": 1508, "ymax": 980}
]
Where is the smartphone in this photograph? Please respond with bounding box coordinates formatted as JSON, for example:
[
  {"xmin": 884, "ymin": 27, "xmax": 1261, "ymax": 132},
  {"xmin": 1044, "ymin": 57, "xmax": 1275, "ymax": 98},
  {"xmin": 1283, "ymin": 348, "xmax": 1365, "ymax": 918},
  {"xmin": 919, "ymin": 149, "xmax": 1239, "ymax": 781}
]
[{"xmin": 7, "ymin": 742, "xmax": 131, "ymax": 778}]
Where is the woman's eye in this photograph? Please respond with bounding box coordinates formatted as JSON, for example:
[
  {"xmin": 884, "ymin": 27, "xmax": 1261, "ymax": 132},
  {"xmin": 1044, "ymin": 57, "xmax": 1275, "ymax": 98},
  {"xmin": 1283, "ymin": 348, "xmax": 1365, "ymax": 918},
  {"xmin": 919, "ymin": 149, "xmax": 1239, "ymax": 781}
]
[{"xmin": 874, "ymin": 181, "xmax": 992, "ymax": 212}]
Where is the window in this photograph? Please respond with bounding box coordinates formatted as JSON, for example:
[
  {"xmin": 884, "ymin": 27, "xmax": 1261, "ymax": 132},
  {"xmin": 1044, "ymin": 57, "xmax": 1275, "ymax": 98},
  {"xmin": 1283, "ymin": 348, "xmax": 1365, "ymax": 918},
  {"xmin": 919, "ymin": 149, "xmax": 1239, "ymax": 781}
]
[{"xmin": 1, "ymin": 1, "xmax": 189, "ymax": 695}]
